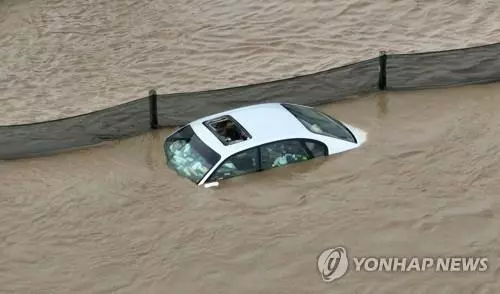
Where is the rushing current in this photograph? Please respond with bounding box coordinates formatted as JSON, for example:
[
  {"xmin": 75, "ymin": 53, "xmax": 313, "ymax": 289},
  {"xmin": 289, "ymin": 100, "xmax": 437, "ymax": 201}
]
[{"xmin": 1, "ymin": 0, "xmax": 500, "ymax": 293}]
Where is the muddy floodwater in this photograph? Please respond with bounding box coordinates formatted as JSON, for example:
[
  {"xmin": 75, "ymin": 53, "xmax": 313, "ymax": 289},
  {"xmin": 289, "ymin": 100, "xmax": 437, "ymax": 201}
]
[
  {"xmin": 2, "ymin": 0, "xmax": 500, "ymax": 293},
  {"xmin": 1, "ymin": 0, "xmax": 500, "ymax": 124},
  {"xmin": 2, "ymin": 84, "xmax": 500, "ymax": 293}
]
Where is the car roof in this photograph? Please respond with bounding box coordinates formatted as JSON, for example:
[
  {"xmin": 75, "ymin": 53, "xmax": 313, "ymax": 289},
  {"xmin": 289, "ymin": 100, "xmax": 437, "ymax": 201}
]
[{"xmin": 189, "ymin": 103, "xmax": 313, "ymax": 157}]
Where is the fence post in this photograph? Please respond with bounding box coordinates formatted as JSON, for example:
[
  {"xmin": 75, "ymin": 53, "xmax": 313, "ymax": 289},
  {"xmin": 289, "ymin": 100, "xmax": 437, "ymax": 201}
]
[
  {"xmin": 149, "ymin": 89, "xmax": 158, "ymax": 129},
  {"xmin": 378, "ymin": 51, "xmax": 387, "ymax": 90}
]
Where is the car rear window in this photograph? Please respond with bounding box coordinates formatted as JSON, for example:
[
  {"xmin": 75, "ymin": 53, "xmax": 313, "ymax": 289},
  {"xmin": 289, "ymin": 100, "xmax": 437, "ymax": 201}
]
[
  {"xmin": 164, "ymin": 125, "xmax": 221, "ymax": 183},
  {"xmin": 281, "ymin": 103, "xmax": 356, "ymax": 143}
]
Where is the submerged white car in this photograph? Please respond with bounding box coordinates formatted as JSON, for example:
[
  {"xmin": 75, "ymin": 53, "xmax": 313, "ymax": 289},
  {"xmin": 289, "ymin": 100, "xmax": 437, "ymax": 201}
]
[{"xmin": 164, "ymin": 103, "xmax": 367, "ymax": 186}]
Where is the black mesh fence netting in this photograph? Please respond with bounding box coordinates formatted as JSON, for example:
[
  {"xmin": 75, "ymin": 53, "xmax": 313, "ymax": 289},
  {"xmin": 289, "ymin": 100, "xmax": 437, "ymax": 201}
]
[
  {"xmin": 1, "ymin": 42, "xmax": 500, "ymax": 160},
  {"xmin": 386, "ymin": 42, "xmax": 500, "ymax": 90}
]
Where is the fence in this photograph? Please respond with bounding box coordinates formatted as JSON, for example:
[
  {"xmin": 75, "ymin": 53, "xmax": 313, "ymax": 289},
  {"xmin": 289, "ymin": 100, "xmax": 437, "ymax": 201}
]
[{"xmin": 2, "ymin": 42, "xmax": 500, "ymax": 160}]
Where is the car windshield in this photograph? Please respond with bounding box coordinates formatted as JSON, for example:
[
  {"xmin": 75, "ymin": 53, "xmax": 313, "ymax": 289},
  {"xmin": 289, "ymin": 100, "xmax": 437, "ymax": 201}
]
[
  {"xmin": 164, "ymin": 125, "xmax": 221, "ymax": 184},
  {"xmin": 281, "ymin": 103, "xmax": 356, "ymax": 143}
]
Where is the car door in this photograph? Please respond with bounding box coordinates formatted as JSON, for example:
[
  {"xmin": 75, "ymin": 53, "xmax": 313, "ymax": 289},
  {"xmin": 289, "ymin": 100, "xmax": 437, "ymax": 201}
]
[
  {"xmin": 259, "ymin": 139, "xmax": 325, "ymax": 170},
  {"xmin": 206, "ymin": 147, "xmax": 260, "ymax": 182}
]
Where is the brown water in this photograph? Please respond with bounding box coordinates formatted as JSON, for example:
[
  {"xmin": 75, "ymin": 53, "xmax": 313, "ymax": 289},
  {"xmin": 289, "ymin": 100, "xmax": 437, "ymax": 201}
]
[
  {"xmin": 1, "ymin": 0, "xmax": 500, "ymax": 124},
  {"xmin": 2, "ymin": 85, "xmax": 500, "ymax": 293},
  {"xmin": 2, "ymin": 0, "xmax": 500, "ymax": 293}
]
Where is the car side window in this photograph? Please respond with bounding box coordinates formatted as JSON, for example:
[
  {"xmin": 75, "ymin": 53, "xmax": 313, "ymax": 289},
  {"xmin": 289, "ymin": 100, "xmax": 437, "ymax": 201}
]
[
  {"xmin": 260, "ymin": 140, "xmax": 311, "ymax": 170},
  {"xmin": 208, "ymin": 148, "xmax": 259, "ymax": 181},
  {"xmin": 303, "ymin": 140, "xmax": 328, "ymax": 157}
]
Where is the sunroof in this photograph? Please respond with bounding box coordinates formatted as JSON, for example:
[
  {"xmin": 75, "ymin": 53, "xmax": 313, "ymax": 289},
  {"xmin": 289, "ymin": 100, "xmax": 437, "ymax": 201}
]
[{"xmin": 203, "ymin": 115, "xmax": 252, "ymax": 145}]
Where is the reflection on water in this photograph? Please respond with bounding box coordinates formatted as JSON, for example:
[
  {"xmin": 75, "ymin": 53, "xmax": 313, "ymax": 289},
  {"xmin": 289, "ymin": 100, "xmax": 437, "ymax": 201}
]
[
  {"xmin": 143, "ymin": 130, "xmax": 164, "ymax": 171},
  {"xmin": 376, "ymin": 92, "xmax": 389, "ymax": 118}
]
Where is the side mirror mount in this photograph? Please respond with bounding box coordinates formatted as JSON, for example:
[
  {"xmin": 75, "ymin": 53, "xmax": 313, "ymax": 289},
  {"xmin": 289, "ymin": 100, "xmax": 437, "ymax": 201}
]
[{"xmin": 203, "ymin": 181, "xmax": 219, "ymax": 188}]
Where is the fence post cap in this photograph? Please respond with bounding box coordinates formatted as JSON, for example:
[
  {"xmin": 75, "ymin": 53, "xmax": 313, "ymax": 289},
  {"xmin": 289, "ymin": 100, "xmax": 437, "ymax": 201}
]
[
  {"xmin": 149, "ymin": 89, "xmax": 157, "ymax": 96},
  {"xmin": 379, "ymin": 50, "xmax": 387, "ymax": 55}
]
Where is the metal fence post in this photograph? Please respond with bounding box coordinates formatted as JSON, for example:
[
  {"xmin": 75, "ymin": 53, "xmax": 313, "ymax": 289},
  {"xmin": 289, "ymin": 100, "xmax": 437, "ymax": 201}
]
[
  {"xmin": 378, "ymin": 51, "xmax": 387, "ymax": 90},
  {"xmin": 149, "ymin": 89, "xmax": 158, "ymax": 129}
]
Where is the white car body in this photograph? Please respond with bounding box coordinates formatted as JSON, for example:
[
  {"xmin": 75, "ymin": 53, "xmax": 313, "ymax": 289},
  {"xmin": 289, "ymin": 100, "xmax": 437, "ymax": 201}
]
[{"xmin": 165, "ymin": 102, "xmax": 367, "ymax": 186}]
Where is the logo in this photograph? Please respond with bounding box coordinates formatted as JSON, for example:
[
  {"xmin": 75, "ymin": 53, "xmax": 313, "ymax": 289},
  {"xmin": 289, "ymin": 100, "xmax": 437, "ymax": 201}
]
[
  {"xmin": 317, "ymin": 246, "xmax": 489, "ymax": 283},
  {"xmin": 317, "ymin": 246, "xmax": 349, "ymax": 282}
]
